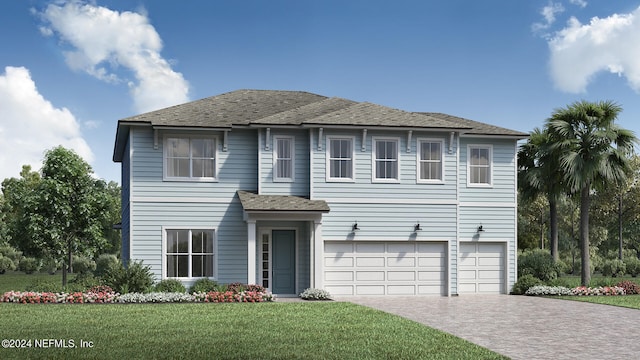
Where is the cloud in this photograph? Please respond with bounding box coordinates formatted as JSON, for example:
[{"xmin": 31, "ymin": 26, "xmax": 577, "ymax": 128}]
[
  {"xmin": 532, "ymin": 2, "xmax": 565, "ymax": 33},
  {"xmin": 39, "ymin": 0, "xmax": 190, "ymax": 113},
  {"xmin": 548, "ymin": 7, "xmax": 640, "ymax": 93},
  {"xmin": 569, "ymin": 0, "xmax": 588, "ymax": 9},
  {"xmin": 0, "ymin": 66, "xmax": 94, "ymax": 180}
]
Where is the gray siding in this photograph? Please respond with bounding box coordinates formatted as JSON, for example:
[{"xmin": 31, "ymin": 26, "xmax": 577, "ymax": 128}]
[
  {"xmin": 121, "ymin": 136, "xmax": 131, "ymax": 264},
  {"xmin": 259, "ymin": 129, "xmax": 310, "ymax": 196}
]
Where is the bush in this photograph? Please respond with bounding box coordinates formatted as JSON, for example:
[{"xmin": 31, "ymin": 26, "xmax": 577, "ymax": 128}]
[
  {"xmin": 42, "ymin": 257, "xmax": 59, "ymax": 275},
  {"xmin": 601, "ymin": 259, "xmax": 626, "ymax": 277},
  {"xmin": 102, "ymin": 260, "xmax": 154, "ymax": 294},
  {"xmin": 0, "ymin": 255, "xmax": 16, "ymax": 274},
  {"xmin": 525, "ymin": 285, "xmax": 573, "ymax": 296},
  {"xmin": 67, "ymin": 273, "xmax": 103, "ymax": 292},
  {"xmin": 94, "ymin": 254, "xmax": 119, "ymax": 277},
  {"xmin": 72, "ymin": 255, "xmax": 96, "ymax": 274},
  {"xmin": 25, "ymin": 279, "xmax": 64, "ymax": 293},
  {"xmin": 511, "ymin": 274, "xmax": 543, "ymax": 295},
  {"xmin": 18, "ymin": 257, "xmax": 41, "ymax": 274},
  {"xmin": 155, "ymin": 279, "xmax": 186, "ymax": 293},
  {"xmin": 624, "ymin": 257, "xmax": 640, "ymax": 277},
  {"xmin": 0, "ymin": 245, "xmax": 22, "ymax": 263},
  {"xmin": 518, "ymin": 249, "xmax": 560, "ymax": 281},
  {"xmin": 299, "ymin": 288, "xmax": 332, "ymax": 300},
  {"xmin": 616, "ymin": 280, "xmax": 640, "ymax": 295},
  {"xmin": 189, "ymin": 278, "xmax": 218, "ymax": 294}
]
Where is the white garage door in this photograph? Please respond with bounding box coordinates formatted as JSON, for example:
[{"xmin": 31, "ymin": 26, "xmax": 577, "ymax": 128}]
[
  {"xmin": 324, "ymin": 241, "xmax": 447, "ymax": 296},
  {"xmin": 459, "ymin": 242, "xmax": 505, "ymax": 294}
]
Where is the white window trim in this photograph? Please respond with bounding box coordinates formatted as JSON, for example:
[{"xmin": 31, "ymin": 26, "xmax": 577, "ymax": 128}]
[
  {"xmin": 161, "ymin": 226, "xmax": 217, "ymax": 280},
  {"xmin": 416, "ymin": 138, "xmax": 445, "ymax": 184},
  {"xmin": 326, "ymin": 135, "xmax": 356, "ymax": 182},
  {"xmin": 372, "ymin": 136, "xmax": 401, "ymax": 183},
  {"xmin": 273, "ymin": 136, "xmax": 295, "ymax": 183},
  {"xmin": 163, "ymin": 134, "xmax": 218, "ymax": 182},
  {"xmin": 467, "ymin": 144, "xmax": 493, "ymax": 187}
]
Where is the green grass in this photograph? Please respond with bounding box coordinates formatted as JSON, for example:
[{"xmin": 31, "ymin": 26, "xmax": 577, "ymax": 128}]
[
  {"xmin": 0, "ymin": 302, "xmax": 506, "ymax": 360},
  {"xmin": 0, "ymin": 271, "xmax": 63, "ymax": 293},
  {"xmin": 555, "ymin": 295, "xmax": 640, "ymax": 310}
]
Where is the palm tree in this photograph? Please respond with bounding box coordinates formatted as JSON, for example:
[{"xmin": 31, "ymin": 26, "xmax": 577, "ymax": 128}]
[
  {"xmin": 518, "ymin": 127, "xmax": 564, "ymax": 261},
  {"xmin": 546, "ymin": 100, "xmax": 637, "ymax": 286}
]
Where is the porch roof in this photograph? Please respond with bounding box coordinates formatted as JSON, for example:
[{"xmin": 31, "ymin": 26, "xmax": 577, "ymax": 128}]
[{"xmin": 237, "ymin": 191, "xmax": 330, "ymax": 212}]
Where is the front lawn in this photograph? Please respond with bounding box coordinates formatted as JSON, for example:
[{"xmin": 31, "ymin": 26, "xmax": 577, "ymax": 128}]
[
  {"xmin": 0, "ymin": 302, "xmax": 506, "ymax": 359},
  {"xmin": 556, "ymin": 294, "xmax": 640, "ymax": 310},
  {"xmin": 0, "ymin": 271, "xmax": 61, "ymax": 293}
]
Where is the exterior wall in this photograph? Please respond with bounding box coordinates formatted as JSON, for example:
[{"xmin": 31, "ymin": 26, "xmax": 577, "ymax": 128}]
[
  {"xmin": 259, "ymin": 129, "xmax": 310, "ymax": 196},
  {"xmin": 128, "ymin": 127, "xmax": 258, "ymax": 285},
  {"xmin": 121, "ymin": 134, "xmax": 131, "ymax": 264}
]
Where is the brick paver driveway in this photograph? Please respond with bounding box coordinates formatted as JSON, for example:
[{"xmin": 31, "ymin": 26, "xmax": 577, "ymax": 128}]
[{"xmin": 341, "ymin": 295, "xmax": 640, "ymax": 360}]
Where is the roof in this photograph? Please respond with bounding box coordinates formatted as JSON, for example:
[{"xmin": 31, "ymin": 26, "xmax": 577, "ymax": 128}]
[
  {"xmin": 237, "ymin": 191, "xmax": 330, "ymax": 212},
  {"xmin": 114, "ymin": 89, "xmax": 528, "ymax": 161}
]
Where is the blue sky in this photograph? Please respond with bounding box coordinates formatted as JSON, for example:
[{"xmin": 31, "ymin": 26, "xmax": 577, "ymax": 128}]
[{"xmin": 2, "ymin": 0, "xmax": 640, "ymax": 183}]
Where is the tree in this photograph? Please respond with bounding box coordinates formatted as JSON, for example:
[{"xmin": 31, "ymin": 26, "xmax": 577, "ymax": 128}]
[
  {"xmin": 0, "ymin": 165, "xmax": 41, "ymax": 253},
  {"xmin": 518, "ymin": 128, "xmax": 564, "ymax": 261},
  {"xmin": 23, "ymin": 147, "xmax": 109, "ymax": 286},
  {"xmin": 546, "ymin": 100, "xmax": 637, "ymax": 286}
]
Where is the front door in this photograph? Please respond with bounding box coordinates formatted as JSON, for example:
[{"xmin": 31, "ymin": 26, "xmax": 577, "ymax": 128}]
[{"xmin": 272, "ymin": 230, "xmax": 296, "ymax": 294}]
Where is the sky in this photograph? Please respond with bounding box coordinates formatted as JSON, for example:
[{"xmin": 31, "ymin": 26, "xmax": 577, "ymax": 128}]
[{"xmin": 2, "ymin": 0, "xmax": 640, "ymax": 184}]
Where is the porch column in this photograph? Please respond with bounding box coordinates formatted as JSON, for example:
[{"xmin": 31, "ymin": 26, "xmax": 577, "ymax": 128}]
[
  {"xmin": 247, "ymin": 220, "xmax": 257, "ymax": 284},
  {"xmin": 313, "ymin": 219, "xmax": 323, "ymax": 289}
]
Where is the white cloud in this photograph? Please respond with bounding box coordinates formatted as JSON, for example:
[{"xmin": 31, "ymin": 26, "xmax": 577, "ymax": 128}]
[
  {"xmin": 532, "ymin": 2, "xmax": 565, "ymax": 33},
  {"xmin": 569, "ymin": 0, "xmax": 588, "ymax": 9},
  {"xmin": 39, "ymin": 0, "xmax": 190, "ymax": 113},
  {"xmin": 0, "ymin": 66, "xmax": 94, "ymax": 180},
  {"xmin": 548, "ymin": 7, "xmax": 640, "ymax": 93}
]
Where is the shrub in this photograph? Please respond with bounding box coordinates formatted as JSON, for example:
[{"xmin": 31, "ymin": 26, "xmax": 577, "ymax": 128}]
[
  {"xmin": 624, "ymin": 257, "xmax": 640, "ymax": 277},
  {"xmin": 0, "ymin": 245, "xmax": 22, "ymax": 263},
  {"xmin": 67, "ymin": 273, "xmax": 103, "ymax": 292},
  {"xmin": 616, "ymin": 280, "xmax": 640, "ymax": 295},
  {"xmin": 511, "ymin": 274, "xmax": 543, "ymax": 295},
  {"xmin": 42, "ymin": 257, "xmax": 59, "ymax": 275},
  {"xmin": 102, "ymin": 260, "xmax": 154, "ymax": 294},
  {"xmin": 189, "ymin": 278, "xmax": 218, "ymax": 294},
  {"xmin": 227, "ymin": 282, "xmax": 245, "ymax": 293},
  {"xmin": 155, "ymin": 279, "xmax": 186, "ymax": 293},
  {"xmin": 0, "ymin": 255, "xmax": 16, "ymax": 274},
  {"xmin": 518, "ymin": 249, "xmax": 560, "ymax": 281},
  {"xmin": 72, "ymin": 255, "xmax": 96, "ymax": 274},
  {"xmin": 299, "ymin": 288, "xmax": 332, "ymax": 300},
  {"xmin": 25, "ymin": 279, "xmax": 64, "ymax": 293},
  {"xmin": 601, "ymin": 259, "xmax": 626, "ymax": 277},
  {"xmin": 18, "ymin": 257, "xmax": 41, "ymax": 274},
  {"xmin": 94, "ymin": 254, "xmax": 119, "ymax": 277}
]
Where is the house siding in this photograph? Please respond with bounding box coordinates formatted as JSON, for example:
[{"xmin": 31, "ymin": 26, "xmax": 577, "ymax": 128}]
[
  {"xmin": 121, "ymin": 134, "xmax": 131, "ymax": 264},
  {"xmin": 259, "ymin": 129, "xmax": 310, "ymax": 196}
]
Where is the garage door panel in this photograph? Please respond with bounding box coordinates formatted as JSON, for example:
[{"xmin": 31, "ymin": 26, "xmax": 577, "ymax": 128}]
[
  {"xmin": 356, "ymin": 257, "xmax": 384, "ymax": 267},
  {"xmin": 460, "ymin": 243, "xmax": 477, "ymax": 253},
  {"xmin": 459, "ymin": 270, "xmax": 477, "ymax": 279},
  {"xmin": 479, "ymin": 257, "xmax": 503, "ymax": 266},
  {"xmin": 459, "ymin": 257, "xmax": 477, "ymax": 266},
  {"xmin": 324, "ymin": 241, "xmax": 447, "ymax": 296},
  {"xmin": 479, "ymin": 270, "xmax": 503, "ymax": 279},
  {"xmin": 479, "ymin": 244, "xmax": 504, "ymax": 254}
]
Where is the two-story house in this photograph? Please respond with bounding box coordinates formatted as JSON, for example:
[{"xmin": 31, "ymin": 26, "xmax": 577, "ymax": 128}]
[{"xmin": 113, "ymin": 89, "xmax": 528, "ymax": 296}]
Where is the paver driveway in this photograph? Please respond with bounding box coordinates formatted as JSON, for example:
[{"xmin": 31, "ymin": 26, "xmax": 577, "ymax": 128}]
[{"xmin": 341, "ymin": 295, "xmax": 640, "ymax": 360}]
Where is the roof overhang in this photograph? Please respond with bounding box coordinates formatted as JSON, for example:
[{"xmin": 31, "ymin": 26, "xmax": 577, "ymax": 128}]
[{"xmin": 237, "ymin": 191, "xmax": 330, "ymax": 221}]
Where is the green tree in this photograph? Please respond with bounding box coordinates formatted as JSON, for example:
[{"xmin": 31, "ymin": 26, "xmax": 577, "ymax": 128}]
[
  {"xmin": 518, "ymin": 128, "xmax": 564, "ymax": 261},
  {"xmin": 23, "ymin": 147, "xmax": 109, "ymax": 286},
  {"xmin": 546, "ymin": 100, "xmax": 637, "ymax": 286},
  {"xmin": 0, "ymin": 165, "xmax": 41, "ymax": 253}
]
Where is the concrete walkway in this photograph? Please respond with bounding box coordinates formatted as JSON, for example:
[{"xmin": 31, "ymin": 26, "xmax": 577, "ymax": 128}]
[{"xmin": 340, "ymin": 295, "xmax": 640, "ymax": 360}]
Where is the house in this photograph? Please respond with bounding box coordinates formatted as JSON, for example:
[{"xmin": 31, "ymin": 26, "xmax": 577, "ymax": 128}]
[{"xmin": 112, "ymin": 89, "xmax": 528, "ymax": 296}]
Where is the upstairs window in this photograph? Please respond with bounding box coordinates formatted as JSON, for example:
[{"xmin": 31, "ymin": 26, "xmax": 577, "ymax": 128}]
[
  {"xmin": 417, "ymin": 139, "xmax": 444, "ymax": 183},
  {"xmin": 274, "ymin": 136, "xmax": 294, "ymax": 182},
  {"xmin": 468, "ymin": 145, "xmax": 492, "ymax": 186},
  {"xmin": 165, "ymin": 137, "xmax": 216, "ymax": 180},
  {"xmin": 165, "ymin": 229, "xmax": 215, "ymax": 278},
  {"xmin": 373, "ymin": 138, "xmax": 399, "ymax": 182},
  {"xmin": 327, "ymin": 137, "xmax": 354, "ymax": 181}
]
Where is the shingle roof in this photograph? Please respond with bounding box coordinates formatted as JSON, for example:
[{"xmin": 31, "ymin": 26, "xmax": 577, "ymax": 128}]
[
  {"xmin": 419, "ymin": 112, "xmax": 529, "ymax": 137},
  {"xmin": 237, "ymin": 191, "xmax": 330, "ymax": 212}
]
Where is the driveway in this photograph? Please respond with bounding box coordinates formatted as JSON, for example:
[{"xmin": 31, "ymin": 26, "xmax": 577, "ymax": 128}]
[{"xmin": 340, "ymin": 295, "xmax": 640, "ymax": 360}]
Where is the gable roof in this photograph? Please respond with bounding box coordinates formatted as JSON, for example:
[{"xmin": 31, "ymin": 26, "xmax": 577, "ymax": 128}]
[
  {"xmin": 114, "ymin": 89, "xmax": 528, "ymax": 161},
  {"xmin": 237, "ymin": 191, "xmax": 330, "ymax": 212}
]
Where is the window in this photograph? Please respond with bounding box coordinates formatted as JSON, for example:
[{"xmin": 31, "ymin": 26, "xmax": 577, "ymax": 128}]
[
  {"xmin": 165, "ymin": 229, "xmax": 215, "ymax": 278},
  {"xmin": 327, "ymin": 137, "xmax": 354, "ymax": 181},
  {"xmin": 417, "ymin": 139, "xmax": 444, "ymax": 182},
  {"xmin": 274, "ymin": 137, "xmax": 294, "ymax": 182},
  {"xmin": 468, "ymin": 145, "xmax": 492, "ymax": 186},
  {"xmin": 373, "ymin": 138, "xmax": 399, "ymax": 182},
  {"xmin": 165, "ymin": 137, "xmax": 216, "ymax": 180}
]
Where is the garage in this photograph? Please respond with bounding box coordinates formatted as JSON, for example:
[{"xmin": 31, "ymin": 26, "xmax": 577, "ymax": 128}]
[
  {"xmin": 323, "ymin": 241, "xmax": 447, "ymax": 296},
  {"xmin": 458, "ymin": 242, "xmax": 505, "ymax": 294}
]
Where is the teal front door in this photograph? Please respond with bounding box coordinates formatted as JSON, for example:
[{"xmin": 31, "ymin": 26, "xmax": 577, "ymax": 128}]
[{"xmin": 272, "ymin": 230, "xmax": 296, "ymax": 294}]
